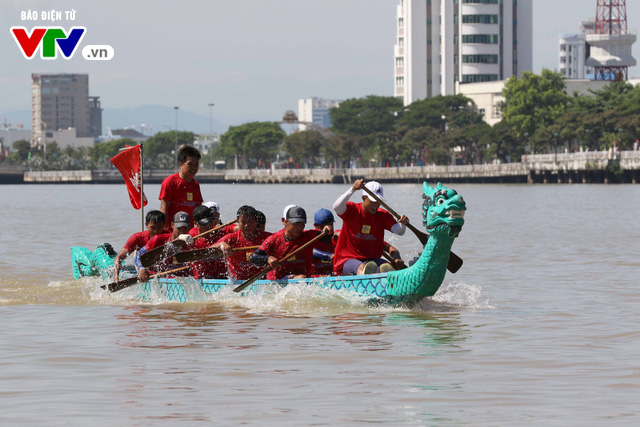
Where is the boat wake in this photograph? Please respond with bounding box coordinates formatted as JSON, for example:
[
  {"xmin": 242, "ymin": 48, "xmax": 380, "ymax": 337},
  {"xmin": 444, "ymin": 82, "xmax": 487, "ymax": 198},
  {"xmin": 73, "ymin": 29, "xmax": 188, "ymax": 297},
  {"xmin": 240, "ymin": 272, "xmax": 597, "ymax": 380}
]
[
  {"xmin": 86, "ymin": 276, "xmax": 492, "ymax": 315},
  {"xmin": 425, "ymin": 279, "xmax": 494, "ymax": 311}
]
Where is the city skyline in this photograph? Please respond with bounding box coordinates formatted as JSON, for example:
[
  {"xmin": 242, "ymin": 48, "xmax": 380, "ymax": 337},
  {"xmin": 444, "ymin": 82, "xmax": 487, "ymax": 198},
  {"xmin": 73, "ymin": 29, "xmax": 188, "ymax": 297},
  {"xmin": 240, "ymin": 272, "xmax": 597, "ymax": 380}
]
[{"xmin": 1, "ymin": 0, "xmax": 639, "ymax": 133}]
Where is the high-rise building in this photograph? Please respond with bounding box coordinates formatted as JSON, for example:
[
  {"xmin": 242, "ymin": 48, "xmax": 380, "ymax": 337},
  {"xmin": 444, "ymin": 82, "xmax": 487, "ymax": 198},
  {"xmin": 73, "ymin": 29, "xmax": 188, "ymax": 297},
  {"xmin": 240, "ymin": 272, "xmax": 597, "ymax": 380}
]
[
  {"xmin": 89, "ymin": 96, "xmax": 102, "ymax": 138},
  {"xmin": 393, "ymin": 0, "xmax": 532, "ymax": 105},
  {"xmin": 31, "ymin": 73, "xmax": 100, "ymax": 145},
  {"xmin": 586, "ymin": 0, "xmax": 636, "ymax": 81},
  {"xmin": 559, "ymin": 20, "xmax": 596, "ymax": 80},
  {"xmin": 297, "ymin": 97, "xmax": 342, "ymax": 131}
]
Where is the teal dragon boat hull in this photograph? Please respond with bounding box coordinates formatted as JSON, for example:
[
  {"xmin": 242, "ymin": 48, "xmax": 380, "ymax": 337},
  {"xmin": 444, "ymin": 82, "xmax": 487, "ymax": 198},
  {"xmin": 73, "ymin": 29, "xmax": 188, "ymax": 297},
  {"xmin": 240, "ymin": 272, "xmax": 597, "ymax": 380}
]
[
  {"xmin": 138, "ymin": 271, "xmax": 442, "ymax": 306},
  {"xmin": 116, "ymin": 181, "xmax": 466, "ymax": 306}
]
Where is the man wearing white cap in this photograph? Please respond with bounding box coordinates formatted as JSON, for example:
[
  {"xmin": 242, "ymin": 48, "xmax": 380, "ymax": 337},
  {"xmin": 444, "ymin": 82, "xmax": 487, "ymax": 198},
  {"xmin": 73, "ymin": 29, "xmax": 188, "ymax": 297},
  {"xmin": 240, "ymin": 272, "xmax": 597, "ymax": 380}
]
[
  {"xmin": 332, "ymin": 179, "xmax": 409, "ymax": 275},
  {"xmin": 203, "ymin": 201, "xmax": 221, "ymax": 225}
]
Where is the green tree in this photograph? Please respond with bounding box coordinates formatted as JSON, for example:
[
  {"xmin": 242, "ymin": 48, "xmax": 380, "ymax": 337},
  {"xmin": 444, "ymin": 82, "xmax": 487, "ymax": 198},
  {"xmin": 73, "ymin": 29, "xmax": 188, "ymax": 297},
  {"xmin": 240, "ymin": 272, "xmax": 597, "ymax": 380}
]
[
  {"xmin": 12, "ymin": 139, "xmax": 31, "ymax": 161},
  {"xmin": 329, "ymin": 95, "xmax": 402, "ymax": 136},
  {"xmin": 487, "ymin": 121, "xmax": 523, "ymax": 162},
  {"xmin": 501, "ymin": 69, "xmax": 570, "ymax": 137},
  {"xmin": 91, "ymin": 138, "xmax": 137, "ymax": 161},
  {"xmin": 216, "ymin": 122, "xmax": 285, "ymax": 168},
  {"xmin": 144, "ymin": 131, "xmax": 197, "ymax": 158},
  {"xmin": 369, "ymin": 131, "xmax": 402, "ymax": 166},
  {"xmin": 322, "ymin": 134, "xmax": 358, "ymax": 168},
  {"xmin": 444, "ymin": 123, "xmax": 492, "ymax": 165},
  {"xmin": 397, "ymin": 95, "xmax": 484, "ymax": 133},
  {"xmin": 281, "ymin": 130, "xmax": 325, "ymax": 167},
  {"xmin": 245, "ymin": 123, "xmax": 285, "ymax": 167},
  {"xmin": 400, "ymin": 126, "xmax": 451, "ymax": 165}
]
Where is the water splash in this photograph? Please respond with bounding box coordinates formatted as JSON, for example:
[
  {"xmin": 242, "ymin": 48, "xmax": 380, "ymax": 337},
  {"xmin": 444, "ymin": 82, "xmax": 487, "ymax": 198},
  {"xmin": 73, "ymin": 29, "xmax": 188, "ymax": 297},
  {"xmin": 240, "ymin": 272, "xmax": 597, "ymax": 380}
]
[{"xmin": 427, "ymin": 279, "xmax": 494, "ymax": 310}]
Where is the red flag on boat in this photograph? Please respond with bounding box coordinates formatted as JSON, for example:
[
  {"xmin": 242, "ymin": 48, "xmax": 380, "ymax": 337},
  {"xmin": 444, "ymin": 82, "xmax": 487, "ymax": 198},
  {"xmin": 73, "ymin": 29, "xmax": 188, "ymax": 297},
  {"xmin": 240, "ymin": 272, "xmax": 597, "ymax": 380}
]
[{"xmin": 110, "ymin": 145, "xmax": 147, "ymax": 210}]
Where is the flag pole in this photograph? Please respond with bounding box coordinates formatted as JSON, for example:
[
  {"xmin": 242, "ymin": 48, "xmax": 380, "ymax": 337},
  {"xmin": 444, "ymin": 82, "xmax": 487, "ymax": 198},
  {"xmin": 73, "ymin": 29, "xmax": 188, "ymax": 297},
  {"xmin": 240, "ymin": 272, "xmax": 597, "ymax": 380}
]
[{"xmin": 140, "ymin": 143, "xmax": 144, "ymax": 232}]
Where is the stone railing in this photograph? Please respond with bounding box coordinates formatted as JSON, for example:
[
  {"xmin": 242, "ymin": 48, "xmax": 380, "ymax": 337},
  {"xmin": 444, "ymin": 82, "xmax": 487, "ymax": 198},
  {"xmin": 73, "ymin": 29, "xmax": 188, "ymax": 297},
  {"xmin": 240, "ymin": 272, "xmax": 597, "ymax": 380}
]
[{"xmin": 19, "ymin": 150, "xmax": 640, "ymax": 184}]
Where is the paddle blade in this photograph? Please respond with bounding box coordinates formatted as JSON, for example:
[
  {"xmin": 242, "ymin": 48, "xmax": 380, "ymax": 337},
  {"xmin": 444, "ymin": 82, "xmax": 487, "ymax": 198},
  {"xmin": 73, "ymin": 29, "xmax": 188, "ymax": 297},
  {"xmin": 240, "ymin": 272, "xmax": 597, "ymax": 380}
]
[
  {"xmin": 447, "ymin": 251, "xmax": 463, "ymax": 273},
  {"xmin": 101, "ymin": 276, "xmax": 139, "ymax": 293},
  {"xmin": 174, "ymin": 247, "xmax": 223, "ymax": 263},
  {"xmin": 140, "ymin": 240, "xmax": 186, "ymax": 267},
  {"xmin": 233, "ymin": 267, "xmax": 269, "ymax": 293}
]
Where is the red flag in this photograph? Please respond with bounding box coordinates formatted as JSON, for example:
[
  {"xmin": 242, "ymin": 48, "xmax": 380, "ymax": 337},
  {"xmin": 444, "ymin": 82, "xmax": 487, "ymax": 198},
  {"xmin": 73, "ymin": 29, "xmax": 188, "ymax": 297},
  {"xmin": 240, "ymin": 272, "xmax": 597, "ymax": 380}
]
[{"xmin": 110, "ymin": 145, "xmax": 148, "ymax": 210}]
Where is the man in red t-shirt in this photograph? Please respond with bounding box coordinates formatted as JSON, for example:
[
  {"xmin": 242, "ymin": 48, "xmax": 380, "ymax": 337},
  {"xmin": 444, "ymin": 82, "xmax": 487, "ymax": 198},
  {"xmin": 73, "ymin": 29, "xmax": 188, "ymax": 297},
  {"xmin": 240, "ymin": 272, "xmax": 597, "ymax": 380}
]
[
  {"xmin": 134, "ymin": 211, "xmax": 194, "ymax": 281},
  {"xmin": 213, "ymin": 205, "xmax": 272, "ymax": 280},
  {"xmin": 113, "ymin": 210, "xmax": 165, "ymax": 280},
  {"xmin": 250, "ymin": 206, "xmax": 331, "ymax": 280},
  {"xmin": 332, "ymin": 179, "xmax": 409, "ymax": 275},
  {"xmin": 186, "ymin": 205, "xmax": 235, "ymax": 279},
  {"xmin": 159, "ymin": 145, "xmax": 203, "ymax": 230}
]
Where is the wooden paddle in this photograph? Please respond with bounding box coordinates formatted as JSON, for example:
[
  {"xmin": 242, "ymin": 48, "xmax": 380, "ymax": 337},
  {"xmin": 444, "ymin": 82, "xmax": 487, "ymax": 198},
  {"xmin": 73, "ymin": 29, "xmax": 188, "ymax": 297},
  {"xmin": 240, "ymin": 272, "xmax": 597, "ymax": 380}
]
[
  {"xmin": 101, "ymin": 265, "xmax": 190, "ymax": 293},
  {"xmin": 233, "ymin": 229, "xmax": 330, "ymax": 293},
  {"xmin": 382, "ymin": 250, "xmax": 407, "ymax": 270},
  {"xmin": 174, "ymin": 245, "xmax": 260, "ymax": 263},
  {"xmin": 362, "ymin": 184, "xmax": 463, "ymax": 273},
  {"xmin": 140, "ymin": 218, "xmax": 238, "ymax": 267}
]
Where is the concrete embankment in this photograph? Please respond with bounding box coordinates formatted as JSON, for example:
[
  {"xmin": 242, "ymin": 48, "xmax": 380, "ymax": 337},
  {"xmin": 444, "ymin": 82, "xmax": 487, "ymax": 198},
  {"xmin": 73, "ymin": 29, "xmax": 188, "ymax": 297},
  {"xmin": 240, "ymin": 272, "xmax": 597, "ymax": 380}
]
[{"xmin": 11, "ymin": 150, "xmax": 640, "ymax": 184}]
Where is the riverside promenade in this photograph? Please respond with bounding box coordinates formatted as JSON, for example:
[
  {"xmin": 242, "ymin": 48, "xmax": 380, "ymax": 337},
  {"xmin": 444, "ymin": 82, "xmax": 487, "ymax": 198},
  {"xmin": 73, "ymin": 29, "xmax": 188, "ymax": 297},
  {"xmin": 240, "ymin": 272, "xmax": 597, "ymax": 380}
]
[{"xmin": 16, "ymin": 150, "xmax": 640, "ymax": 184}]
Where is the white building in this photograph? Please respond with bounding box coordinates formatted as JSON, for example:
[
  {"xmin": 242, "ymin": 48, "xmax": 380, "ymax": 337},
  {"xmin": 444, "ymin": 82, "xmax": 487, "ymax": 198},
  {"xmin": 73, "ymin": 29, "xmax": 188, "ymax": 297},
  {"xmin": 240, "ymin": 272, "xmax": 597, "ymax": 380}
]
[
  {"xmin": 393, "ymin": 0, "xmax": 532, "ymax": 105},
  {"xmin": 0, "ymin": 127, "xmax": 31, "ymax": 152},
  {"xmin": 194, "ymin": 132, "xmax": 220, "ymax": 155},
  {"xmin": 559, "ymin": 20, "xmax": 596, "ymax": 79},
  {"xmin": 297, "ymin": 97, "xmax": 341, "ymax": 131},
  {"xmin": 458, "ymin": 79, "xmax": 611, "ymax": 126},
  {"xmin": 45, "ymin": 128, "xmax": 94, "ymax": 149}
]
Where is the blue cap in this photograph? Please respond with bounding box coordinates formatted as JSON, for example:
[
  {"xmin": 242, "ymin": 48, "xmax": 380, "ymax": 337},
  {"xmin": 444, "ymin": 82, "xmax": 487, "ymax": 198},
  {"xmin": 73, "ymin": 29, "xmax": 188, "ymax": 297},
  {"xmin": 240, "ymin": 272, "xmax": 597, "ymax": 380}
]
[{"xmin": 314, "ymin": 208, "xmax": 334, "ymax": 225}]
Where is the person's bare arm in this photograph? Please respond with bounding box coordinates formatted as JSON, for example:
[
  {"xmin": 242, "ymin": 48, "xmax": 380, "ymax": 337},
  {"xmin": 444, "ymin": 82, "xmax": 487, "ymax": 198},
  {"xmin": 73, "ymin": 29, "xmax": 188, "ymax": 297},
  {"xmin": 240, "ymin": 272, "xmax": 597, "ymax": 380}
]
[{"xmin": 113, "ymin": 247, "xmax": 130, "ymax": 280}]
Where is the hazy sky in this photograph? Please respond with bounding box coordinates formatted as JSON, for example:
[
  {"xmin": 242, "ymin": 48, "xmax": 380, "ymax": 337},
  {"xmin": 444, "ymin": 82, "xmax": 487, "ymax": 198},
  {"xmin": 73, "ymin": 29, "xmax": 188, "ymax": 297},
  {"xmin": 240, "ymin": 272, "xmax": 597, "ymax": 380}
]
[{"xmin": 2, "ymin": 0, "xmax": 639, "ymax": 129}]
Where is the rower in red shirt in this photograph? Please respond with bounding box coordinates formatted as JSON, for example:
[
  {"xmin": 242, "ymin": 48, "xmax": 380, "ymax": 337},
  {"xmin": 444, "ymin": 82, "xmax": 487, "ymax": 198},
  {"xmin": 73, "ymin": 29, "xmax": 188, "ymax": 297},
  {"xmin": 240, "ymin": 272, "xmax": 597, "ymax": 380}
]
[
  {"xmin": 187, "ymin": 205, "xmax": 235, "ymax": 279},
  {"xmin": 332, "ymin": 179, "xmax": 409, "ymax": 275},
  {"xmin": 250, "ymin": 205, "xmax": 331, "ymax": 280},
  {"xmin": 158, "ymin": 145, "xmax": 203, "ymax": 230},
  {"xmin": 212, "ymin": 205, "xmax": 272, "ymax": 280},
  {"xmin": 134, "ymin": 211, "xmax": 194, "ymax": 281},
  {"xmin": 113, "ymin": 210, "xmax": 165, "ymax": 280}
]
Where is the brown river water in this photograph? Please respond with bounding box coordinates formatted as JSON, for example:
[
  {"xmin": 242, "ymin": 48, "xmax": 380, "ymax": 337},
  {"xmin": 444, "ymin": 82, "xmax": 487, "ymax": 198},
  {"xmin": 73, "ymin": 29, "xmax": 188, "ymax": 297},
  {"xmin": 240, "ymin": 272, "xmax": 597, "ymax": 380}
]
[{"xmin": 0, "ymin": 182, "xmax": 639, "ymax": 425}]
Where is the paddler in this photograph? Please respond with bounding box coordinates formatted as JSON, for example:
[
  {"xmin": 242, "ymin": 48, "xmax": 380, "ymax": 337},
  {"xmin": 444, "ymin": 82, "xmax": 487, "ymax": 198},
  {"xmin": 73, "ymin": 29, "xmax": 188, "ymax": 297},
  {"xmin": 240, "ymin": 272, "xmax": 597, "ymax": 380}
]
[
  {"xmin": 332, "ymin": 179, "xmax": 409, "ymax": 275},
  {"xmin": 250, "ymin": 205, "xmax": 331, "ymax": 280},
  {"xmin": 212, "ymin": 205, "xmax": 272, "ymax": 280},
  {"xmin": 113, "ymin": 210, "xmax": 165, "ymax": 280},
  {"xmin": 186, "ymin": 205, "xmax": 234, "ymax": 279},
  {"xmin": 134, "ymin": 211, "xmax": 194, "ymax": 282}
]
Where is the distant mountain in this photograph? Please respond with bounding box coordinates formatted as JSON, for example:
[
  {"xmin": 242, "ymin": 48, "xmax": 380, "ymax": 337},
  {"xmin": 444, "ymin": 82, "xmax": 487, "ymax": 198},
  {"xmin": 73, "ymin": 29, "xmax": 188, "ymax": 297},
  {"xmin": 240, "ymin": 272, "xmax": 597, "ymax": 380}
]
[
  {"xmin": 103, "ymin": 105, "xmax": 227, "ymax": 135},
  {"xmin": 0, "ymin": 105, "xmax": 285, "ymax": 136}
]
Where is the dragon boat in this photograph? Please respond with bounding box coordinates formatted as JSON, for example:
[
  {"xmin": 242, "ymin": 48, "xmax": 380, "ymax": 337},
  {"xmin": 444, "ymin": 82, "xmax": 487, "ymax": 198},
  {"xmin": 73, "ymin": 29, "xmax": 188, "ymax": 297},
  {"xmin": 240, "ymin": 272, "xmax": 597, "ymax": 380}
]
[{"xmin": 130, "ymin": 181, "xmax": 466, "ymax": 305}]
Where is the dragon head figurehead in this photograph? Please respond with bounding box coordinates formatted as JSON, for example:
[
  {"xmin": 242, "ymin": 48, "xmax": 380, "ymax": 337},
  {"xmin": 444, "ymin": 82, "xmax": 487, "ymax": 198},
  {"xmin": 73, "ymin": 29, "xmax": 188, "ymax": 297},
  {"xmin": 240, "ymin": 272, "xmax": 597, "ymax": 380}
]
[{"xmin": 422, "ymin": 182, "xmax": 466, "ymax": 238}]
